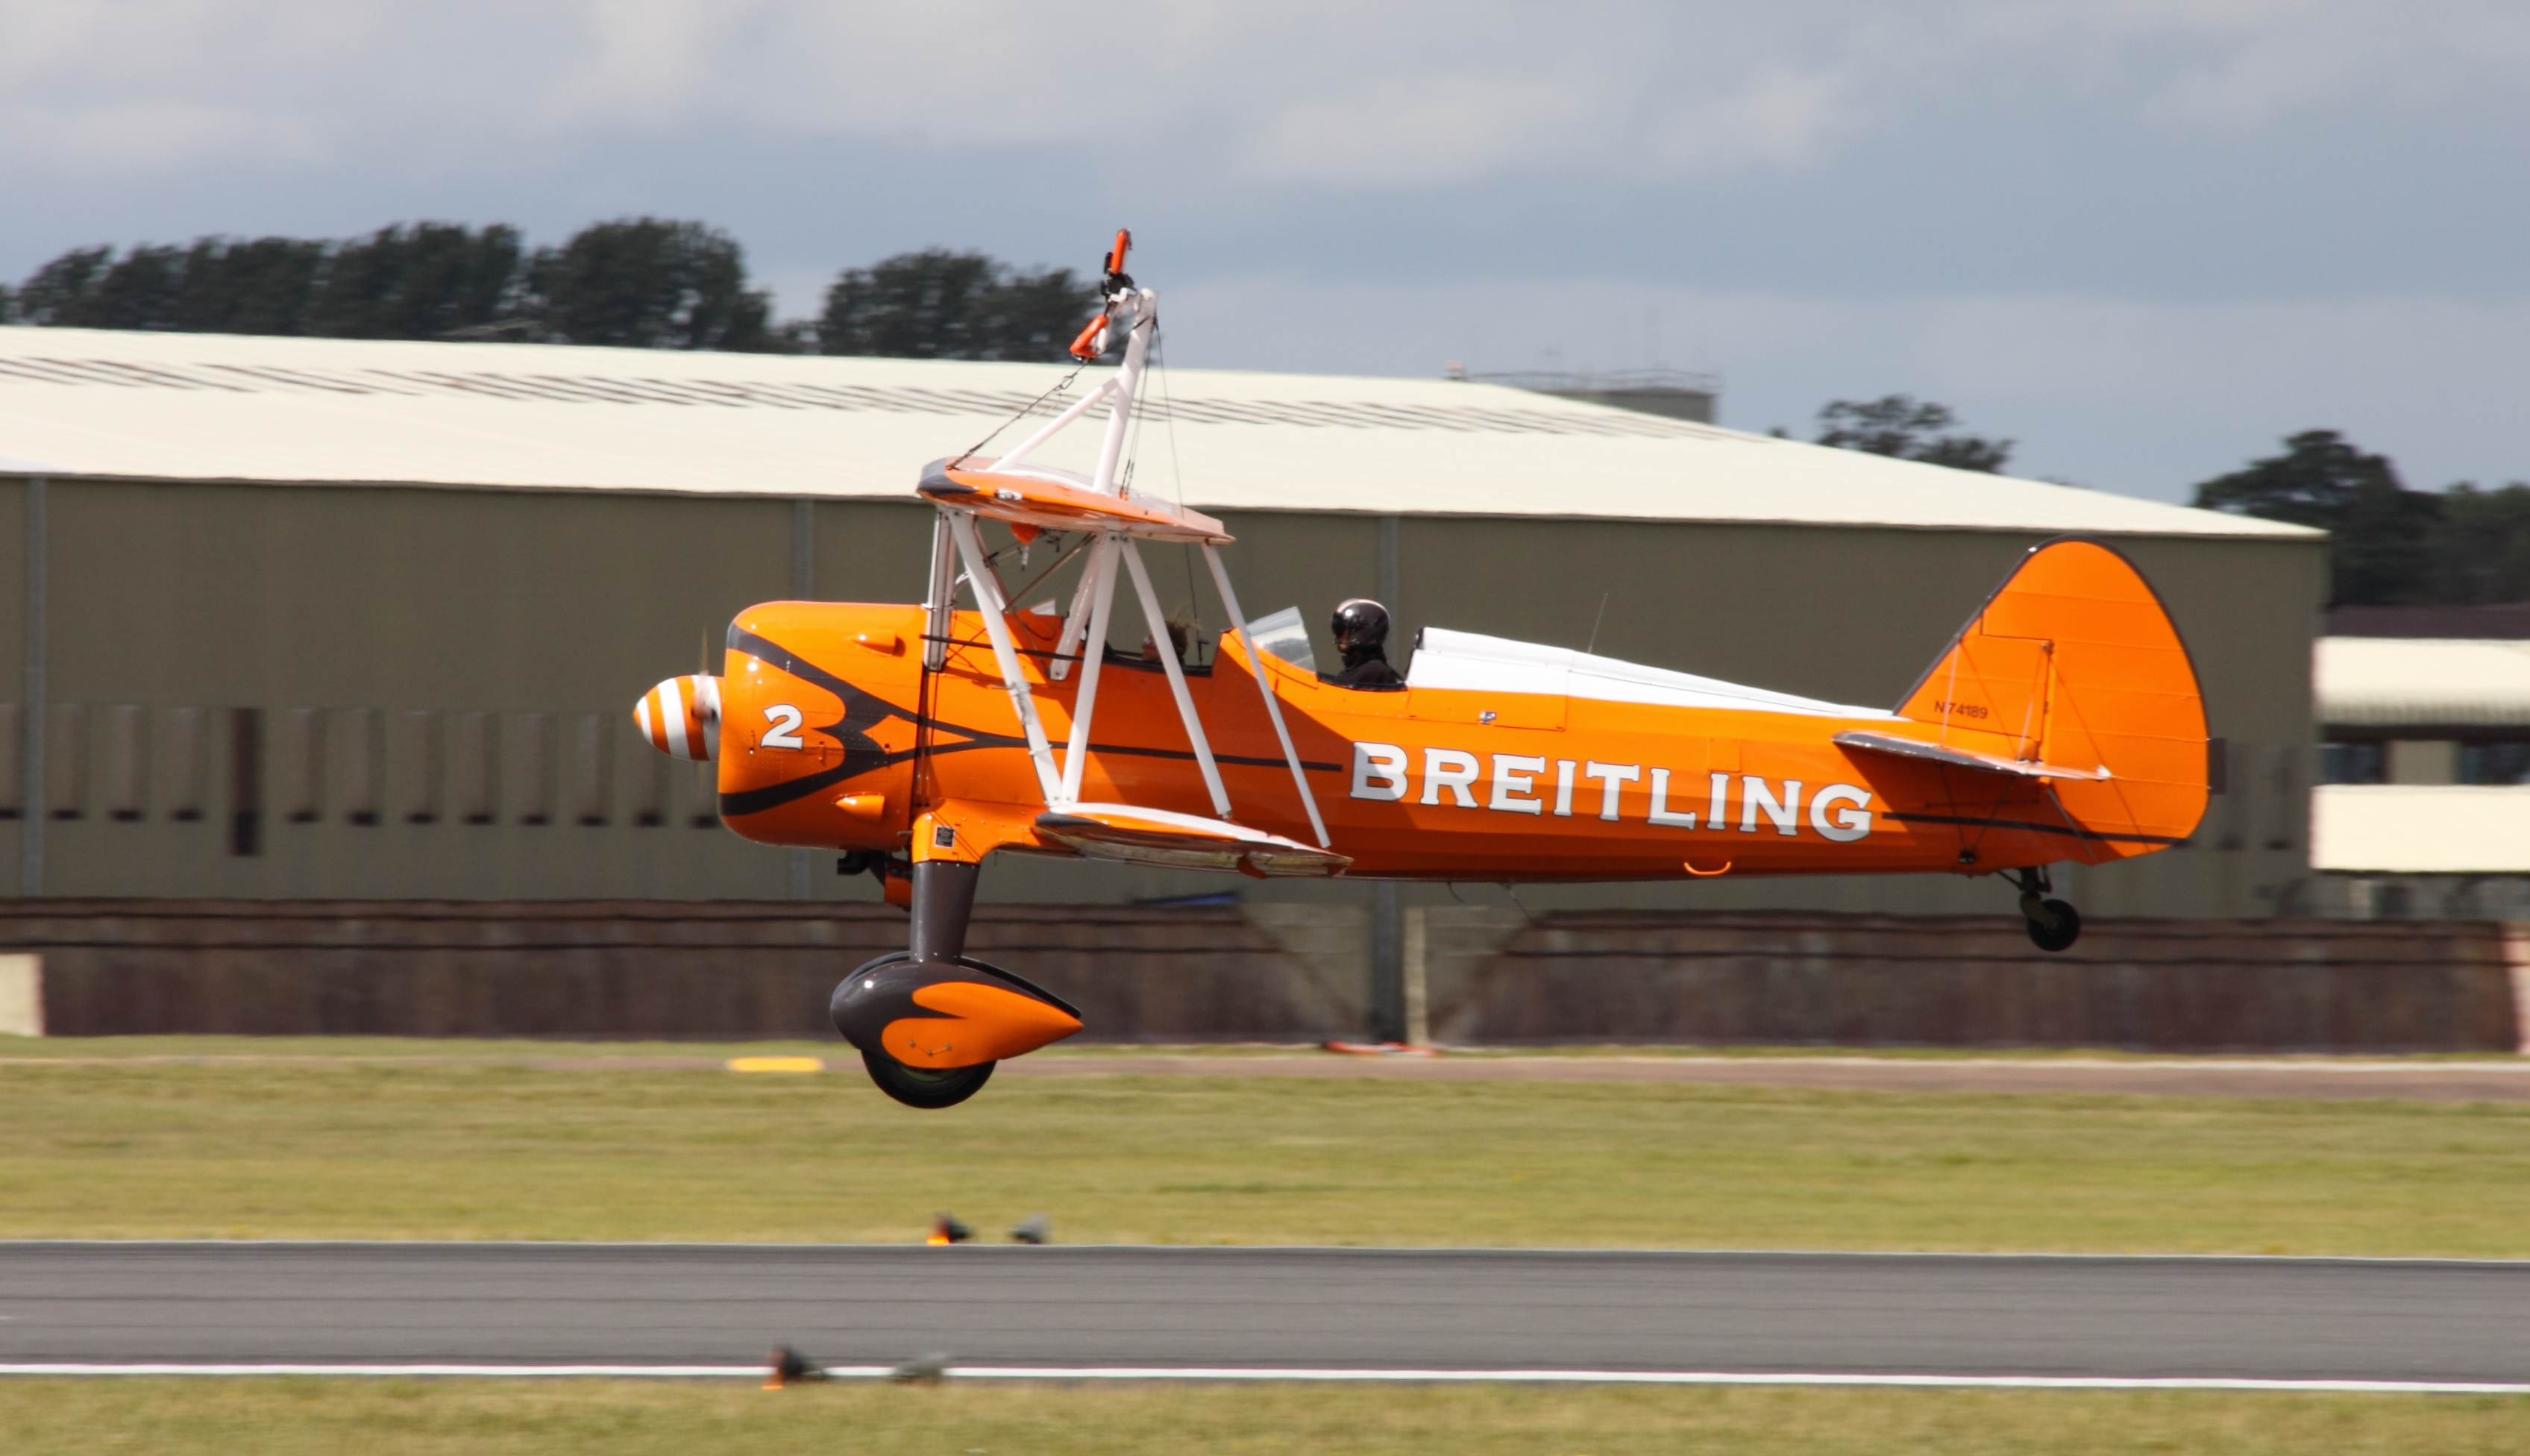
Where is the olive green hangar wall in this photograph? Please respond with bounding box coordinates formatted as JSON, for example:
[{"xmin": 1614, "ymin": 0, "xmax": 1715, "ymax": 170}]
[{"xmin": 0, "ymin": 471, "xmax": 2322, "ymax": 920}]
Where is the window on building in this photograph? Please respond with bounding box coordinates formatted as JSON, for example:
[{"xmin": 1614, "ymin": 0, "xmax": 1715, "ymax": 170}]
[
  {"xmin": 2320, "ymin": 741, "xmax": 2385, "ymax": 785},
  {"xmin": 2459, "ymin": 741, "xmax": 2530, "ymax": 785}
]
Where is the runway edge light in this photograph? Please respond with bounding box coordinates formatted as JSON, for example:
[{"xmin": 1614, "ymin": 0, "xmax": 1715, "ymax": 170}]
[{"xmin": 765, "ymin": 1344, "xmax": 828, "ymax": 1390}]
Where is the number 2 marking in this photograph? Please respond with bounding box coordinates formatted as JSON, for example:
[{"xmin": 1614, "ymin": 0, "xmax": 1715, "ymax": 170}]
[{"xmin": 762, "ymin": 704, "xmax": 806, "ymax": 750}]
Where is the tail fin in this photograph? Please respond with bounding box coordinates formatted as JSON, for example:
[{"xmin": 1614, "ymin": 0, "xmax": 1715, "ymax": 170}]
[{"xmin": 1895, "ymin": 538, "xmax": 2209, "ymax": 859}]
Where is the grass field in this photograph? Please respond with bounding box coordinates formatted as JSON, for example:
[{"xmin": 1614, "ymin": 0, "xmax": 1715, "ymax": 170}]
[
  {"xmin": 2, "ymin": 1381, "xmax": 2524, "ymax": 1455},
  {"xmin": 1, "ymin": 1044, "xmax": 2525, "ymax": 1252},
  {"xmin": 2, "ymin": 1034, "xmax": 2514, "ymax": 1061}
]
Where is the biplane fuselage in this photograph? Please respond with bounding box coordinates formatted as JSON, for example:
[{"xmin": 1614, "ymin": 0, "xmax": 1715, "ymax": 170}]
[{"xmin": 708, "ymin": 555, "xmax": 2204, "ymax": 885}]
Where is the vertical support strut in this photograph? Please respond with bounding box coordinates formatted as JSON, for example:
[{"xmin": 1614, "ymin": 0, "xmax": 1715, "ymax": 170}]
[
  {"xmin": 1203, "ymin": 543, "xmax": 1330, "ymax": 848},
  {"xmin": 909, "ymin": 859, "xmax": 982, "ymax": 964},
  {"xmin": 944, "ymin": 511, "xmax": 1064, "ymax": 804},
  {"xmin": 1120, "ymin": 537, "xmax": 1231, "ymax": 820},
  {"xmin": 1056, "ymin": 535, "xmax": 1120, "ymax": 806},
  {"xmin": 1091, "ymin": 291, "xmax": 1156, "ymax": 495},
  {"xmin": 1050, "ymin": 531, "xmax": 1105, "ymax": 683},
  {"xmin": 20, "ymin": 475, "xmax": 45, "ymax": 897},
  {"xmin": 923, "ymin": 508, "xmax": 955, "ymax": 674},
  {"xmin": 1369, "ymin": 880, "xmax": 1403, "ymax": 1044}
]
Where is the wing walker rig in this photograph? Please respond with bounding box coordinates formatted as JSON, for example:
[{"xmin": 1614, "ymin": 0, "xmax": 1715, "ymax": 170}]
[{"xmin": 636, "ymin": 230, "xmax": 2214, "ymax": 1108}]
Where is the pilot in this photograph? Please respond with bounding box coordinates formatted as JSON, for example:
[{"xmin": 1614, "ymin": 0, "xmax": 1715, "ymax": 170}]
[
  {"xmin": 1325, "ymin": 598, "xmax": 1403, "ymax": 689},
  {"xmin": 1141, "ymin": 618, "xmax": 1190, "ymax": 666}
]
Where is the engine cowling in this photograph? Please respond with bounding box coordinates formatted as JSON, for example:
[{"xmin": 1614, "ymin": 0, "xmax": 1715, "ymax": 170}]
[{"xmin": 634, "ymin": 675, "xmax": 720, "ymax": 761}]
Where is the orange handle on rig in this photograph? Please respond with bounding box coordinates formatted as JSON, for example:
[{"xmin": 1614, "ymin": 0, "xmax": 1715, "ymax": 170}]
[
  {"xmin": 1067, "ymin": 314, "xmax": 1110, "ymax": 361},
  {"xmin": 1104, "ymin": 228, "xmax": 1131, "ymax": 279}
]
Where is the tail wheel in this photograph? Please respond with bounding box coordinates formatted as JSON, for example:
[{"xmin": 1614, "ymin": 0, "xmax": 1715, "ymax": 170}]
[
  {"xmin": 2024, "ymin": 898, "xmax": 2082, "ymax": 953},
  {"xmin": 861, "ymin": 1048, "xmax": 996, "ymax": 1109}
]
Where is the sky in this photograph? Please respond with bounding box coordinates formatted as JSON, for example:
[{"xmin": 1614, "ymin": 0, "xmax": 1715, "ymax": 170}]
[{"xmin": 2, "ymin": 1, "xmax": 2524, "ymax": 503}]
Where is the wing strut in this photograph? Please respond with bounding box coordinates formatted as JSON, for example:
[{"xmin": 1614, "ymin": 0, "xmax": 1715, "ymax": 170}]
[
  {"xmin": 1049, "ymin": 533, "xmax": 1104, "ymax": 683},
  {"xmin": 922, "ymin": 509, "xmax": 955, "ymax": 673},
  {"xmin": 1055, "ymin": 536, "xmax": 1117, "ymax": 804},
  {"xmin": 1121, "ymin": 536, "xmax": 1232, "ymax": 819},
  {"xmin": 1203, "ymin": 543, "xmax": 1331, "ymax": 848},
  {"xmin": 944, "ymin": 509, "xmax": 1064, "ymax": 804},
  {"xmin": 908, "ymin": 228, "xmax": 1337, "ymax": 865}
]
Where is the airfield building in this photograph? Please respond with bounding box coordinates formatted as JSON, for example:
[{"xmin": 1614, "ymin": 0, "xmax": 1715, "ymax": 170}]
[
  {"xmin": 0, "ymin": 327, "xmax": 2320, "ymax": 920},
  {"xmin": 2309, "ymin": 605, "xmax": 2530, "ymax": 917}
]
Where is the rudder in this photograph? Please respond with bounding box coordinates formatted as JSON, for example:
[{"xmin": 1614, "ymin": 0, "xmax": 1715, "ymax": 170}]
[{"xmin": 1895, "ymin": 538, "xmax": 2209, "ymax": 860}]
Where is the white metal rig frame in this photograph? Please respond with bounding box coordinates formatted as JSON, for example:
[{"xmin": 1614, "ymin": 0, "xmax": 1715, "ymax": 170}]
[{"xmin": 917, "ymin": 264, "xmax": 1333, "ymax": 856}]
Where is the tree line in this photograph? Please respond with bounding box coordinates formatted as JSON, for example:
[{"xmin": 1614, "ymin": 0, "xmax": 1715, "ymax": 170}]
[
  {"xmin": 2194, "ymin": 430, "xmax": 2530, "ymax": 608},
  {"xmin": 1800, "ymin": 399, "xmax": 2530, "ymax": 606},
  {"xmin": 1807, "ymin": 394, "xmax": 2013, "ymax": 474},
  {"xmin": 12, "ymin": 221, "xmax": 2514, "ymax": 598},
  {"xmin": 0, "ymin": 218, "xmax": 1098, "ymax": 362}
]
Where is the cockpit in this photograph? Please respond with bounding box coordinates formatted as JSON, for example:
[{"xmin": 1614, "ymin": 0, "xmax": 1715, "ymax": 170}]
[{"xmin": 1247, "ymin": 603, "xmax": 1404, "ymax": 691}]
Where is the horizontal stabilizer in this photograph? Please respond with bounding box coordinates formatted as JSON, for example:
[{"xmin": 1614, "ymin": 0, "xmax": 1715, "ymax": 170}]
[
  {"xmin": 1833, "ymin": 730, "xmax": 2109, "ymax": 782},
  {"xmin": 1035, "ymin": 803, "xmax": 1350, "ymax": 877}
]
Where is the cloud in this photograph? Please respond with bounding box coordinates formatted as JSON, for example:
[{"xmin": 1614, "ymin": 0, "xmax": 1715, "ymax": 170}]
[
  {"xmin": 1641, "ymin": 65, "xmax": 1856, "ymax": 175},
  {"xmin": 1238, "ymin": 74, "xmax": 1605, "ymax": 187},
  {"xmin": 536, "ymin": 0, "xmax": 730, "ymax": 130},
  {"xmin": 0, "ymin": 101, "xmax": 325, "ymax": 173},
  {"xmin": 7, "ymin": 1, "xmax": 2525, "ymax": 188}
]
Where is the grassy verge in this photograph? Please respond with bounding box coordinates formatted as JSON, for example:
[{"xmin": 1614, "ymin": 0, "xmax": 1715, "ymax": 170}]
[
  {"xmin": 5, "ymin": 1035, "xmax": 2517, "ymax": 1061},
  {"xmin": 0, "ymin": 1035, "xmax": 835, "ymax": 1061},
  {"xmin": 1, "ymin": 1381, "xmax": 2523, "ymax": 1456},
  {"xmin": 1, "ymin": 1058, "xmax": 2524, "ymax": 1252}
]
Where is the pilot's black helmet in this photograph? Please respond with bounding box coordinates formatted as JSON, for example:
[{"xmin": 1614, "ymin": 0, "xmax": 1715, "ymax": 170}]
[{"xmin": 1331, "ymin": 598, "xmax": 1390, "ymax": 656}]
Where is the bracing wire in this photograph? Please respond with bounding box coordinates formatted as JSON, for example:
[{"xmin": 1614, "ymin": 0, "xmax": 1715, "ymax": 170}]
[
  {"xmin": 947, "ymin": 354, "xmax": 1093, "ymax": 470},
  {"xmin": 1152, "ymin": 326, "xmax": 1206, "ymax": 658},
  {"xmin": 1002, "ymin": 533, "xmax": 1093, "ymax": 614},
  {"xmin": 1123, "ymin": 337, "xmax": 1151, "ymax": 492}
]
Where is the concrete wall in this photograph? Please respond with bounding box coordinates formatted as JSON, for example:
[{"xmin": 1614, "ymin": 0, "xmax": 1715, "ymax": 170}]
[
  {"xmin": 2320, "ymin": 873, "xmax": 2530, "ymax": 921},
  {"xmin": 14, "ymin": 900, "xmax": 1361, "ymax": 1042},
  {"xmin": 10, "ymin": 900, "xmax": 2509, "ymax": 1052},
  {"xmin": 1, "ymin": 474, "xmax": 2324, "ymax": 917},
  {"xmin": 1437, "ymin": 911, "xmax": 2518, "ymax": 1052}
]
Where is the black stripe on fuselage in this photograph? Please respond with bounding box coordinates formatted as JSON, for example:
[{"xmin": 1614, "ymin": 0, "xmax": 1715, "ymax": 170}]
[{"xmin": 715, "ymin": 627, "xmax": 1340, "ymax": 818}]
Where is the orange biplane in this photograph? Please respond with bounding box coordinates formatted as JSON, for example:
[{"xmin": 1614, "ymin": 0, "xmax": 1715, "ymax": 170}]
[{"xmin": 635, "ymin": 233, "xmax": 2211, "ymax": 1108}]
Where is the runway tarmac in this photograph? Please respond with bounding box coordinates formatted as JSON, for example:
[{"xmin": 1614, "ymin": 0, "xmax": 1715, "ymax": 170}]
[{"xmin": 2, "ymin": 1243, "xmax": 2524, "ymax": 1384}]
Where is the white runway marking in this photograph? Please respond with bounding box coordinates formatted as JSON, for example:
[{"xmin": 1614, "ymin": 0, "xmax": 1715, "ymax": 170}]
[{"xmin": 1, "ymin": 1364, "xmax": 2524, "ymax": 1393}]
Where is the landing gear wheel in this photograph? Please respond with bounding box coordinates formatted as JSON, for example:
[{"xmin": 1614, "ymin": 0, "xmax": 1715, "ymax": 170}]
[
  {"xmin": 861, "ymin": 1048, "xmax": 996, "ymax": 1110},
  {"xmin": 2024, "ymin": 898, "xmax": 2082, "ymax": 953}
]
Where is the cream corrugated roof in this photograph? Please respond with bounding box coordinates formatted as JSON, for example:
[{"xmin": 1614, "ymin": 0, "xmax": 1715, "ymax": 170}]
[
  {"xmin": 2314, "ymin": 637, "xmax": 2530, "ymax": 726},
  {"xmin": 0, "ymin": 327, "xmax": 2311, "ymax": 536},
  {"xmin": 2311, "ymin": 784, "xmax": 2530, "ymax": 873}
]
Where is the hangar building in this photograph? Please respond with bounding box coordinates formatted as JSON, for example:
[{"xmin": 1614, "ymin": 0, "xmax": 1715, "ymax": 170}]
[{"xmin": 0, "ymin": 326, "xmax": 2320, "ymax": 919}]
